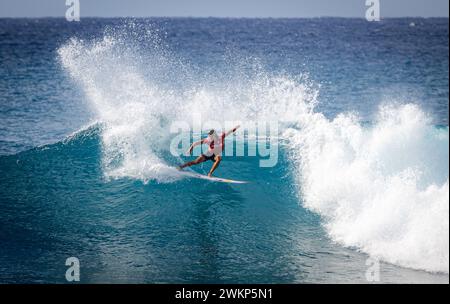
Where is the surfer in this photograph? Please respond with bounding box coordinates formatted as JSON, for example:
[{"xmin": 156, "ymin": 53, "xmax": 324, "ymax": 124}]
[{"xmin": 178, "ymin": 125, "xmax": 240, "ymax": 177}]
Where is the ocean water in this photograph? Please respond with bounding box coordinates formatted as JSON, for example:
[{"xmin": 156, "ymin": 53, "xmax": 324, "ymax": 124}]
[{"xmin": 0, "ymin": 17, "xmax": 448, "ymax": 283}]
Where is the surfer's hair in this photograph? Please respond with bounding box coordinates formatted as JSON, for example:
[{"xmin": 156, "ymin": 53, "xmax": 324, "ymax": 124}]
[{"xmin": 208, "ymin": 129, "xmax": 216, "ymax": 136}]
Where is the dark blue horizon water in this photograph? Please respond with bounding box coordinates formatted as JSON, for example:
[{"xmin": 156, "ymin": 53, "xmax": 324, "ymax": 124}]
[{"xmin": 0, "ymin": 18, "xmax": 448, "ymax": 283}]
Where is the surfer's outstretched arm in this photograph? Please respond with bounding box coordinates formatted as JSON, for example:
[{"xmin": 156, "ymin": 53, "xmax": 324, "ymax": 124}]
[
  {"xmin": 187, "ymin": 139, "xmax": 204, "ymax": 155},
  {"xmin": 224, "ymin": 125, "xmax": 240, "ymax": 137}
]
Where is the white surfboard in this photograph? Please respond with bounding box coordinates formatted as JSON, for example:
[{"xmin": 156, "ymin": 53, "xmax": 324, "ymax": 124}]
[{"xmin": 179, "ymin": 170, "xmax": 248, "ymax": 184}]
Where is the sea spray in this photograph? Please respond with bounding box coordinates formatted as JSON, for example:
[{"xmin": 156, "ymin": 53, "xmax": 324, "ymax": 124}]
[
  {"xmin": 57, "ymin": 22, "xmax": 316, "ymax": 182},
  {"xmin": 58, "ymin": 25, "xmax": 186, "ymax": 183}
]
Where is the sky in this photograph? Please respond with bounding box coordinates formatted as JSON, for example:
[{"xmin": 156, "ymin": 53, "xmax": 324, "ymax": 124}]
[{"xmin": 0, "ymin": 0, "xmax": 449, "ymax": 18}]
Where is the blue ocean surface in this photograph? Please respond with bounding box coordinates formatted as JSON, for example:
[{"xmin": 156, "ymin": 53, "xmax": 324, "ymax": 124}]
[{"xmin": 0, "ymin": 18, "xmax": 448, "ymax": 283}]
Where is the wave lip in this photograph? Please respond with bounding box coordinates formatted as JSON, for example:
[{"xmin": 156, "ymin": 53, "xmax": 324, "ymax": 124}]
[{"xmin": 287, "ymin": 103, "xmax": 449, "ymax": 274}]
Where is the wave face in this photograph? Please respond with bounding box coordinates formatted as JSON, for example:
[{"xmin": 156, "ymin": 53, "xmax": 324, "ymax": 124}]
[
  {"xmin": 286, "ymin": 104, "xmax": 449, "ymax": 273},
  {"xmin": 55, "ymin": 22, "xmax": 449, "ymax": 275}
]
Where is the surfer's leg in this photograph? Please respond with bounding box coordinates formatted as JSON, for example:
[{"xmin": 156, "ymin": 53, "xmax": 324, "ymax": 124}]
[
  {"xmin": 179, "ymin": 155, "xmax": 207, "ymax": 169},
  {"xmin": 207, "ymin": 155, "xmax": 222, "ymax": 177}
]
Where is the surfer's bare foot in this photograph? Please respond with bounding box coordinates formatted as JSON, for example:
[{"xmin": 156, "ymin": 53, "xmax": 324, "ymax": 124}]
[
  {"xmin": 207, "ymin": 173, "xmax": 212, "ymax": 177},
  {"xmin": 177, "ymin": 166, "xmax": 183, "ymax": 171}
]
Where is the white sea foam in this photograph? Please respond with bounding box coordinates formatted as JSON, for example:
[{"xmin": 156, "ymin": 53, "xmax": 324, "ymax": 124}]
[
  {"xmin": 59, "ymin": 31, "xmax": 180, "ymax": 183},
  {"xmin": 286, "ymin": 103, "xmax": 449, "ymax": 273}
]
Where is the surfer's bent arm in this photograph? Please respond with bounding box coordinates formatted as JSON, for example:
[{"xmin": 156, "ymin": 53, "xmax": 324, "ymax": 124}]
[
  {"xmin": 187, "ymin": 139, "xmax": 204, "ymax": 155},
  {"xmin": 225, "ymin": 125, "xmax": 241, "ymax": 137}
]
